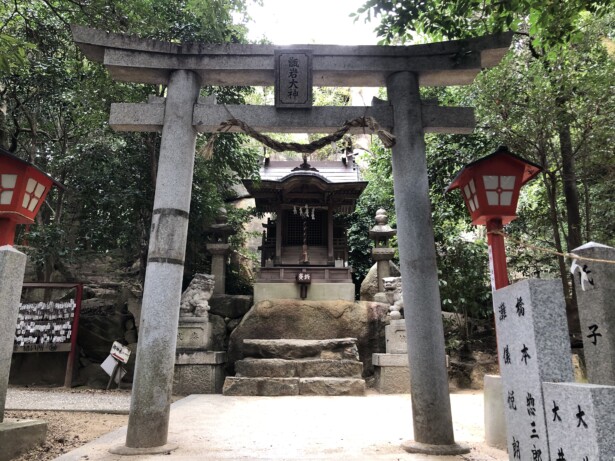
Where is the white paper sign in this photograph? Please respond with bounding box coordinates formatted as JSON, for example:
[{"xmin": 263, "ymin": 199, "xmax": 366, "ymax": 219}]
[
  {"xmin": 110, "ymin": 341, "xmax": 131, "ymax": 364},
  {"xmin": 101, "ymin": 354, "xmax": 126, "ymax": 383}
]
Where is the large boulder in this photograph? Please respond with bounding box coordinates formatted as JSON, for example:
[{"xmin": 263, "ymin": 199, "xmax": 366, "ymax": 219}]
[
  {"xmin": 359, "ymin": 261, "xmax": 400, "ymax": 302},
  {"xmin": 228, "ymin": 300, "xmax": 389, "ymax": 375},
  {"xmin": 209, "ymin": 294, "xmax": 253, "ymax": 319}
]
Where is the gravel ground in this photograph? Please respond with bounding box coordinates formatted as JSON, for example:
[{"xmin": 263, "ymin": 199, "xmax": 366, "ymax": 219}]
[
  {"xmin": 5, "ymin": 386, "xmax": 132, "ymax": 413},
  {"xmin": 4, "ymin": 386, "xmax": 132, "ymax": 461}
]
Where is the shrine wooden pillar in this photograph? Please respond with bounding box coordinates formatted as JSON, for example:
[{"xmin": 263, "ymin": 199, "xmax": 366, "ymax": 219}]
[
  {"xmin": 327, "ymin": 207, "xmax": 334, "ymax": 264},
  {"xmin": 275, "ymin": 206, "xmax": 282, "ymax": 264}
]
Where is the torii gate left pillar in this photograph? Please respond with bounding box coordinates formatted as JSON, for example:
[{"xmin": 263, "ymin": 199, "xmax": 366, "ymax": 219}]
[
  {"xmin": 114, "ymin": 69, "xmax": 200, "ymax": 454},
  {"xmin": 72, "ymin": 25, "xmax": 512, "ymax": 455}
]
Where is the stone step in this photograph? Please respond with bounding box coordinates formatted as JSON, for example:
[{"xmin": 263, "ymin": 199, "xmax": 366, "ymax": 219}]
[
  {"xmin": 242, "ymin": 338, "xmax": 359, "ymax": 360},
  {"xmin": 223, "ymin": 377, "xmax": 299, "ymax": 396},
  {"xmin": 299, "ymin": 377, "xmax": 365, "ymax": 396},
  {"xmin": 223, "ymin": 377, "xmax": 365, "ymax": 396},
  {"xmin": 235, "ymin": 358, "xmax": 363, "ymax": 378}
]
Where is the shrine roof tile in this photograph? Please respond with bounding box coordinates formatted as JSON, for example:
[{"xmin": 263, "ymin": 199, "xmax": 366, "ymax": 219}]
[{"xmin": 259, "ymin": 160, "xmax": 362, "ymax": 183}]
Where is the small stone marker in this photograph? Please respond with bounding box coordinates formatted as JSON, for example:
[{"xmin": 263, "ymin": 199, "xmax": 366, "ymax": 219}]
[
  {"xmin": 274, "ymin": 50, "xmax": 312, "ymax": 108},
  {"xmin": 493, "ymin": 279, "xmax": 574, "ymax": 461},
  {"xmin": 543, "ymin": 382, "xmax": 615, "ymax": 461},
  {"xmin": 571, "ymin": 242, "xmax": 615, "ymax": 385}
]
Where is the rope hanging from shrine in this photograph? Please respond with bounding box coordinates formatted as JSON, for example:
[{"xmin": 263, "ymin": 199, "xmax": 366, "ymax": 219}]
[{"xmin": 200, "ymin": 111, "xmax": 396, "ymax": 160}]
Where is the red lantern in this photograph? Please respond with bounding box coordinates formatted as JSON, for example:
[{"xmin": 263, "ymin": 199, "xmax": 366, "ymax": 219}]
[
  {"xmin": 446, "ymin": 146, "xmax": 541, "ymax": 290},
  {"xmin": 0, "ymin": 147, "xmax": 63, "ymax": 246}
]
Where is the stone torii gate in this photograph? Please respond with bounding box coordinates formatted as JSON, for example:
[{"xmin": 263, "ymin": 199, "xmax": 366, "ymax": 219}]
[{"xmin": 71, "ymin": 26, "xmax": 512, "ymax": 455}]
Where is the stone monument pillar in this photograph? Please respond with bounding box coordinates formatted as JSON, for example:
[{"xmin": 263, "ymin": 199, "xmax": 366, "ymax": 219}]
[
  {"xmin": 387, "ymin": 71, "xmax": 468, "ymax": 454},
  {"xmin": 369, "ymin": 208, "xmax": 397, "ymax": 293},
  {"xmin": 0, "ymin": 246, "xmax": 26, "ymax": 421},
  {"xmin": 571, "ymin": 242, "xmax": 615, "ymax": 385},
  {"xmin": 0, "ymin": 246, "xmax": 47, "ymax": 460},
  {"xmin": 116, "ymin": 69, "xmax": 201, "ymax": 454},
  {"xmin": 372, "ymin": 278, "xmax": 411, "ymax": 393},
  {"xmin": 206, "ymin": 207, "xmax": 236, "ymax": 296},
  {"xmin": 493, "ymin": 279, "xmax": 574, "ymax": 461}
]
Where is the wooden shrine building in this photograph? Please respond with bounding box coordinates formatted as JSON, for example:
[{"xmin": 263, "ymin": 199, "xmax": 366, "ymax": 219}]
[{"xmin": 244, "ymin": 154, "xmax": 366, "ymax": 302}]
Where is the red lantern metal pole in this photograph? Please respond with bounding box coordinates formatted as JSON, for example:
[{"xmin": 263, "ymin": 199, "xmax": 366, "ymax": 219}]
[
  {"xmin": 486, "ymin": 218, "xmax": 509, "ymax": 290},
  {"xmin": 0, "ymin": 218, "xmax": 17, "ymax": 246}
]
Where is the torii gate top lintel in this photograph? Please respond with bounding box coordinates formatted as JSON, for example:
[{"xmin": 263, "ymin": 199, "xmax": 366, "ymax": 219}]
[{"xmin": 71, "ymin": 25, "xmax": 512, "ymax": 88}]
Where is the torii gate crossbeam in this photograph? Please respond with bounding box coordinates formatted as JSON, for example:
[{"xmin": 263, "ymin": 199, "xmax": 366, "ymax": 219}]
[{"xmin": 71, "ymin": 26, "xmax": 512, "ymax": 456}]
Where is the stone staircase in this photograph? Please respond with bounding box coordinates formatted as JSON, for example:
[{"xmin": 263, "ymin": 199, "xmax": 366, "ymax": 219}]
[{"xmin": 223, "ymin": 338, "xmax": 365, "ymax": 396}]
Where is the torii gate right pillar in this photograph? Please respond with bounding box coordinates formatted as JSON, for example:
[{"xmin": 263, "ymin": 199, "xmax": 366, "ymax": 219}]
[{"xmin": 387, "ymin": 71, "xmax": 469, "ymax": 454}]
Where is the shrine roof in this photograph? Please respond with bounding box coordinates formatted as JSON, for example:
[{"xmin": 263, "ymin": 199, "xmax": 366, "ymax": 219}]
[
  {"xmin": 259, "ymin": 160, "xmax": 363, "ymax": 183},
  {"xmin": 243, "ymin": 159, "xmax": 368, "ymax": 213}
]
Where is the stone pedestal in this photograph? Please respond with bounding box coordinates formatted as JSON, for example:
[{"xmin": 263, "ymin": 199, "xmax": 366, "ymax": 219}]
[
  {"xmin": 177, "ymin": 317, "xmax": 212, "ymax": 350},
  {"xmin": 483, "ymin": 374, "xmax": 507, "ymax": 450},
  {"xmin": 173, "ymin": 351, "xmax": 226, "ymax": 395},
  {"xmin": 572, "ymin": 242, "xmax": 615, "ymax": 385},
  {"xmin": 373, "ymin": 320, "xmax": 411, "ymax": 394},
  {"xmin": 372, "ymin": 353, "xmax": 411, "ymax": 394},
  {"xmin": 174, "ymin": 317, "xmax": 226, "ymax": 394},
  {"xmin": 206, "ymin": 243, "xmax": 230, "ymax": 296},
  {"xmin": 385, "ymin": 319, "xmax": 407, "ymax": 354}
]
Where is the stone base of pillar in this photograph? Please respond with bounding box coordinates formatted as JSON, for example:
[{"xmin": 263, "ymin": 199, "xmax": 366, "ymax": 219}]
[
  {"xmin": 173, "ymin": 351, "xmax": 226, "ymax": 395},
  {"xmin": 109, "ymin": 442, "xmax": 178, "ymax": 455},
  {"xmin": 401, "ymin": 440, "xmax": 470, "ymax": 455}
]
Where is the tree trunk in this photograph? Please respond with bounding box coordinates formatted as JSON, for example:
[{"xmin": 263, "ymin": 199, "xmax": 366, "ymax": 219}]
[
  {"xmin": 542, "ymin": 169, "xmax": 581, "ymax": 343},
  {"xmin": 559, "ymin": 122, "xmax": 583, "ymax": 251}
]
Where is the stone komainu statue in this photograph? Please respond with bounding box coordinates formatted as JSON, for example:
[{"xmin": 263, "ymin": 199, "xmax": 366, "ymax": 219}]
[
  {"xmin": 179, "ymin": 273, "xmax": 215, "ymax": 317},
  {"xmin": 382, "ymin": 276, "xmax": 404, "ymax": 320}
]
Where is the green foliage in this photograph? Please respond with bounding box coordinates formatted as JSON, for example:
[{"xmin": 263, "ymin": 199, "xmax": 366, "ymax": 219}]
[
  {"xmin": 353, "ymin": 0, "xmax": 612, "ymax": 50},
  {"xmin": 346, "ymin": 142, "xmax": 396, "ymax": 285},
  {"xmin": 472, "ymin": 23, "xmax": 615, "ymax": 251},
  {"xmin": 0, "ymin": 33, "xmax": 34, "ymax": 75},
  {"xmin": 0, "ymin": 0, "xmax": 260, "ymax": 282}
]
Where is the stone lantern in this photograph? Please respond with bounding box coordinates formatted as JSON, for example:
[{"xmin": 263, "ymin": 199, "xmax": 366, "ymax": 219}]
[
  {"xmin": 369, "ymin": 208, "xmax": 397, "ymax": 292},
  {"xmin": 0, "ymin": 148, "xmax": 63, "ymax": 245},
  {"xmin": 206, "ymin": 207, "xmax": 236, "ymax": 295},
  {"xmin": 445, "ymin": 146, "xmax": 541, "ymax": 290}
]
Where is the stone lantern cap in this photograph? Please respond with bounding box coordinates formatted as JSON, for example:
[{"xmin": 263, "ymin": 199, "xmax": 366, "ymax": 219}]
[
  {"xmin": 207, "ymin": 207, "xmax": 236, "ymax": 242},
  {"xmin": 369, "ymin": 208, "xmax": 397, "ymax": 241}
]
